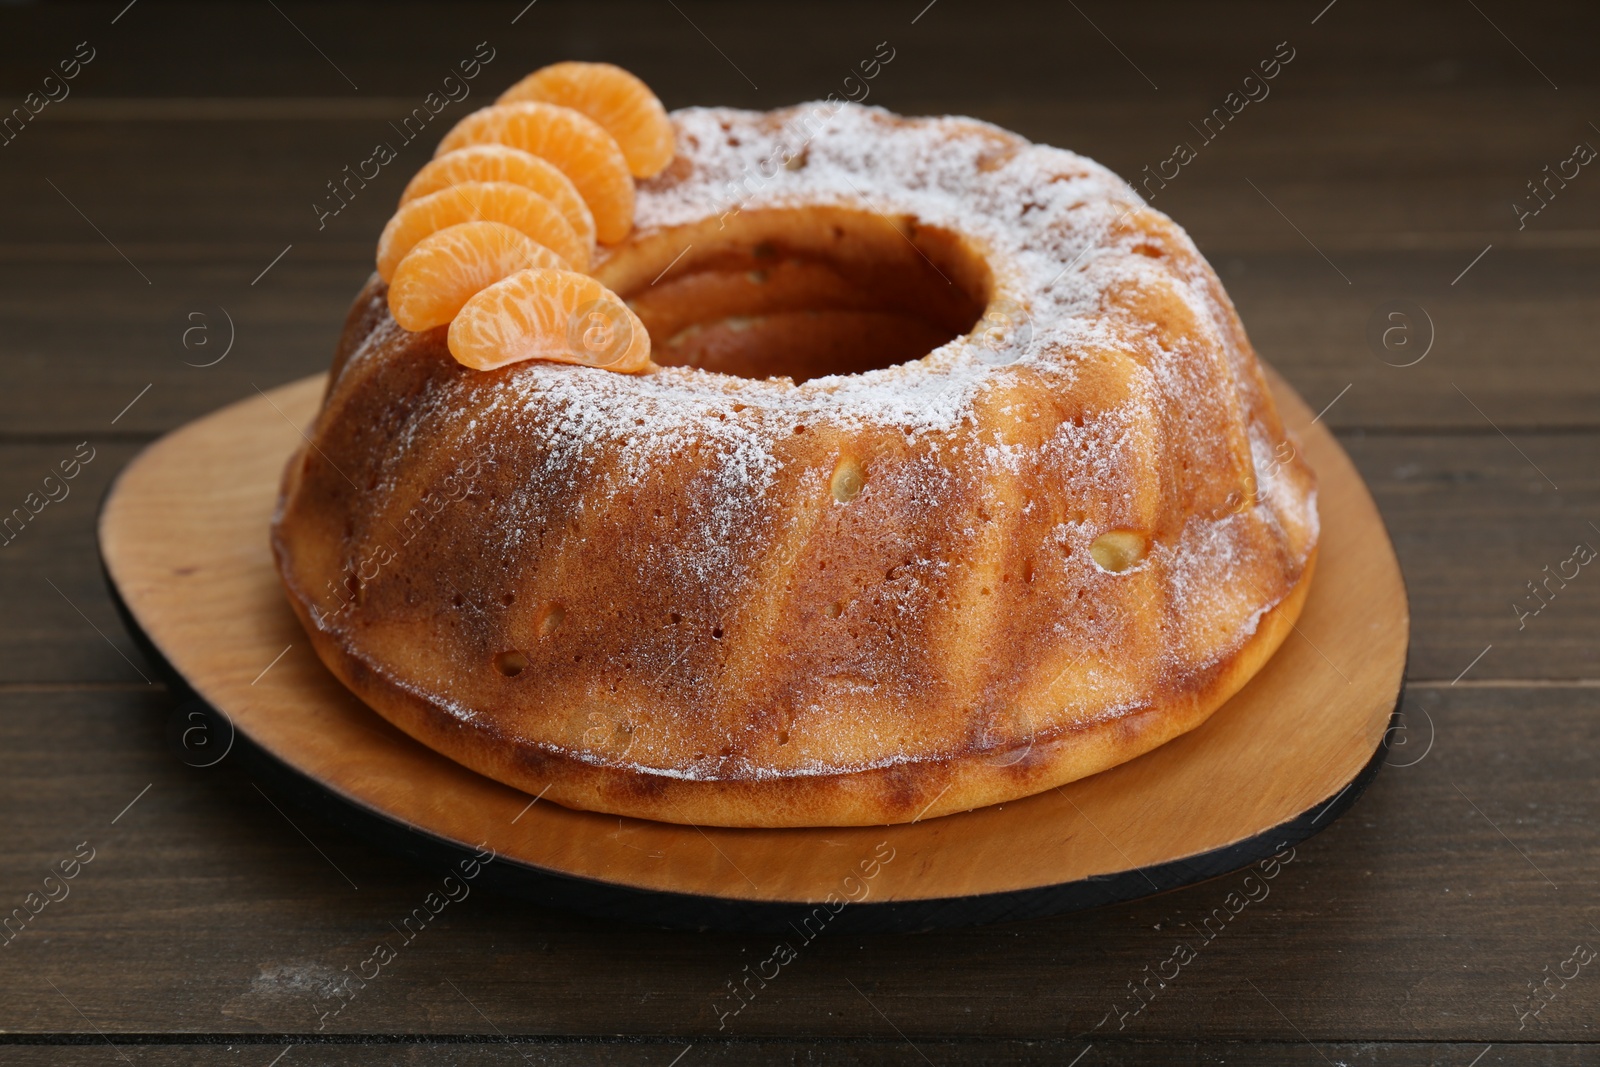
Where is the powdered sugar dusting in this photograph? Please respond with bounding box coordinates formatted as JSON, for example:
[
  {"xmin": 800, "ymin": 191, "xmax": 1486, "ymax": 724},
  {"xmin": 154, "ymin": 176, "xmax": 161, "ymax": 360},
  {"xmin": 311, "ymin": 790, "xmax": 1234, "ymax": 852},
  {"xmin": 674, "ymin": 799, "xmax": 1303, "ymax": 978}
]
[
  {"xmin": 619, "ymin": 104, "xmax": 1151, "ymax": 423},
  {"xmin": 345, "ymin": 103, "xmax": 1252, "ymax": 476}
]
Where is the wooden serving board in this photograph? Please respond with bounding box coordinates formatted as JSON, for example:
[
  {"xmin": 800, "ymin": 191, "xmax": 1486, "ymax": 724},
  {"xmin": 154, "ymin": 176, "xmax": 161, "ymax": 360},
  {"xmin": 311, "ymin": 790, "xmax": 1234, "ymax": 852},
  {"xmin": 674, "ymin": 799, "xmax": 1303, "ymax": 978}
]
[{"xmin": 98, "ymin": 368, "xmax": 1407, "ymax": 932}]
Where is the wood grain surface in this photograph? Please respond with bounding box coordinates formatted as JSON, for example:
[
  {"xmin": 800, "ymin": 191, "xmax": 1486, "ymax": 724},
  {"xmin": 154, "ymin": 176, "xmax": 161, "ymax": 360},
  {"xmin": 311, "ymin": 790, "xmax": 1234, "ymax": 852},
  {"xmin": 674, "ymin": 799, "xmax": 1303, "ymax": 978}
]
[{"xmin": 2, "ymin": 0, "xmax": 1597, "ymax": 1062}]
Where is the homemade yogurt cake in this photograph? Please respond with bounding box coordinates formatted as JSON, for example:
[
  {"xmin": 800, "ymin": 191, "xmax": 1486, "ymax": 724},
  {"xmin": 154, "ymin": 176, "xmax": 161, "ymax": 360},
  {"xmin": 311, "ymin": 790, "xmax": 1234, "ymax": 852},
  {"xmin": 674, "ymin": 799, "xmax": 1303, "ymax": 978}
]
[{"xmin": 272, "ymin": 64, "xmax": 1319, "ymax": 827}]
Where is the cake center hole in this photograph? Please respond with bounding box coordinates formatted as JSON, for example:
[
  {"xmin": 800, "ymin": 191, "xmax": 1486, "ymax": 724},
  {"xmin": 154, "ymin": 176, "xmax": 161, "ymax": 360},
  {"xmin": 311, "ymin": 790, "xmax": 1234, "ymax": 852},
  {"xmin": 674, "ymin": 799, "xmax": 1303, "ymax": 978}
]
[{"xmin": 616, "ymin": 208, "xmax": 990, "ymax": 383}]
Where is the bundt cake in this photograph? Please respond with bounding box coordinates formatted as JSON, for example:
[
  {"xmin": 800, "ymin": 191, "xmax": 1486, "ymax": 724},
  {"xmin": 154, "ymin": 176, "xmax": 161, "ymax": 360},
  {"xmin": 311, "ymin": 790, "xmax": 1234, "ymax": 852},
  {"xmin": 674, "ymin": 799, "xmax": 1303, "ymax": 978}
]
[{"xmin": 272, "ymin": 82, "xmax": 1318, "ymax": 828}]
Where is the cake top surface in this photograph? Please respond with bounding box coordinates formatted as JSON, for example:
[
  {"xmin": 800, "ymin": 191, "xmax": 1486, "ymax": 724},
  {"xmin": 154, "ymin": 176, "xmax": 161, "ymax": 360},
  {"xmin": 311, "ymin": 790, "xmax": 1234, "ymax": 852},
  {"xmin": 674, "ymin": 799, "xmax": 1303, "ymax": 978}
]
[{"xmin": 422, "ymin": 102, "xmax": 1216, "ymax": 434}]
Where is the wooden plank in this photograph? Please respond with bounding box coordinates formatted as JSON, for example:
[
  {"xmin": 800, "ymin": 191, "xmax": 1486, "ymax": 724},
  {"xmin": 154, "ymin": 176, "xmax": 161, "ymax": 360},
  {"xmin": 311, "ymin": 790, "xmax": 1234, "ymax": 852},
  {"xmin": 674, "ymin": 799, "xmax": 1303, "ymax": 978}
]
[
  {"xmin": 0, "ymin": 256, "xmax": 369, "ymax": 437},
  {"xmin": 0, "ymin": 442, "xmax": 161, "ymax": 685},
  {"xmin": 1222, "ymin": 248, "xmax": 1600, "ymax": 433},
  {"xmin": 0, "ymin": 684, "xmax": 1595, "ymax": 1040},
  {"xmin": 1, "ymin": 0, "xmax": 1596, "ymax": 102},
  {"xmin": 6, "ymin": 88, "xmax": 1600, "ymax": 250},
  {"xmin": 983, "ymin": 91, "xmax": 1600, "ymax": 251},
  {"xmin": 1340, "ymin": 434, "xmax": 1600, "ymax": 682},
  {"xmin": 0, "ymin": 1040, "xmax": 1590, "ymax": 1065},
  {"xmin": 0, "ymin": 120, "xmax": 419, "ymax": 247}
]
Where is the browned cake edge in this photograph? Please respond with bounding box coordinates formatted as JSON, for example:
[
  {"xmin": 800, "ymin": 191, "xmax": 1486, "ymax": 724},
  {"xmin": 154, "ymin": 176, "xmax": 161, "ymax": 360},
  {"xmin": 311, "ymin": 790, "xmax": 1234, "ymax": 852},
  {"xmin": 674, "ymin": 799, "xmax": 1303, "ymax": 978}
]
[{"xmin": 273, "ymin": 505, "xmax": 1315, "ymax": 828}]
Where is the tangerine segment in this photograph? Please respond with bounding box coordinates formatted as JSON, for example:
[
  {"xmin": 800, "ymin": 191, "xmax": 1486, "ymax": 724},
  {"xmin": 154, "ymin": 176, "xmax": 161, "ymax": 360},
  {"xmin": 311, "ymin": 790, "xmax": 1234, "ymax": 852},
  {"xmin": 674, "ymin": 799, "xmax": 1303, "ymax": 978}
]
[
  {"xmin": 448, "ymin": 268, "xmax": 652, "ymax": 374},
  {"xmin": 497, "ymin": 62, "xmax": 675, "ymax": 179},
  {"xmin": 387, "ymin": 222, "xmax": 570, "ymax": 332},
  {"xmin": 400, "ymin": 145, "xmax": 596, "ymax": 252},
  {"xmin": 375, "ymin": 181, "xmax": 587, "ymax": 282},
  {"xmin": 435, "ymin": 103, "xmax": 634, "ymax": 244}
]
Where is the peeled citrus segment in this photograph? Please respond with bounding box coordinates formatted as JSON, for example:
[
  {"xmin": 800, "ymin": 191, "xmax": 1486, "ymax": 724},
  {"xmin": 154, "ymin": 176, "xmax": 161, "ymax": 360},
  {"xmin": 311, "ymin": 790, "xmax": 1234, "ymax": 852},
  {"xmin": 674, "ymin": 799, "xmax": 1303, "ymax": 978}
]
[
  {"xmin": 435, "ymin": 103, "xmax": 635, "ymax": 245},
  {"xmin": 387, "ymin": 221, "xmax": 570, "ymax": 332},
  {"xmin": 375, "ymin": 181, "xmax": 587, "ymax": 282},
  {"xmin": 400, "ymin": 145, "xmax": 596, "ymax": 253},
  {"xmin": 497, "ymin": 62, "xmax": 675, "ymax": 179},
  {"xmin": 448, "ymin": 268, "xmax": 652, "ymax": 374}
]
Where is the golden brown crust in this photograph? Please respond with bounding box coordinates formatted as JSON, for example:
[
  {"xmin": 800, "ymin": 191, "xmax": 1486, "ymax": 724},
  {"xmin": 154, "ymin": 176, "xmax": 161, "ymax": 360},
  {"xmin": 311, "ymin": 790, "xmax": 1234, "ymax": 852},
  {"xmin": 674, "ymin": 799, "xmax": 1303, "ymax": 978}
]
[{"xmin": 276, "ymin": 541, "xmax": 1313, "ymax": 826}]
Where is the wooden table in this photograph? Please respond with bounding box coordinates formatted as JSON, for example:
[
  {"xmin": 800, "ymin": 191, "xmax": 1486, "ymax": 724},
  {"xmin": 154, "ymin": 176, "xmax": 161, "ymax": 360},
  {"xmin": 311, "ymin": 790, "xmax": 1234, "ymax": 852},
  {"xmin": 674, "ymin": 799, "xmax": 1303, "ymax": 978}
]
[{"xmin": 2, "ymin": 1, "xmax": 1596, "ymax": 1062}]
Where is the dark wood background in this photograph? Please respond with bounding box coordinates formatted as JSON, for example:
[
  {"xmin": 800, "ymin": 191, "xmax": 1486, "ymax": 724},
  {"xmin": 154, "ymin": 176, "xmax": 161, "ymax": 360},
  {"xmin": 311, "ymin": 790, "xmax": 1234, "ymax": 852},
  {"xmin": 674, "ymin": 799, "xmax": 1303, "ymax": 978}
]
[{"xmin": 2, "ymin": 1, "xmax": 1597, "ymax": 1063}]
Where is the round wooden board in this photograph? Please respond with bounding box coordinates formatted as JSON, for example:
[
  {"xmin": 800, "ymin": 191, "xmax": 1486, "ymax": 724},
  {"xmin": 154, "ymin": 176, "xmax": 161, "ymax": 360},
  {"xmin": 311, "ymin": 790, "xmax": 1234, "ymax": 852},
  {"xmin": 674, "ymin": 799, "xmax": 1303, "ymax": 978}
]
[{"xmin": 99, "ymin": 368, "xmax": 1407, "ymax": 932}]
